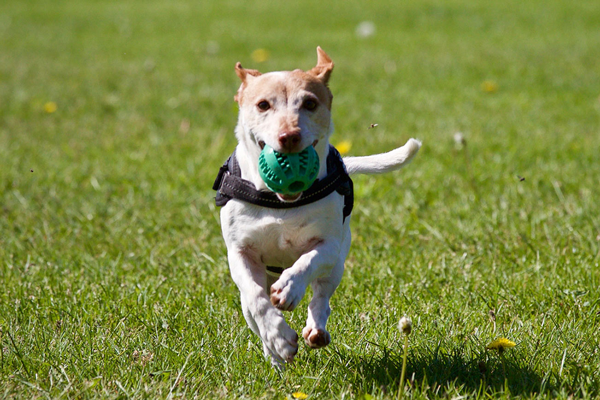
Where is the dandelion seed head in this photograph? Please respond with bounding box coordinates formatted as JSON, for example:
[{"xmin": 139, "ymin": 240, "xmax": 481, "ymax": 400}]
[
  {"xmin": 398, "ymin": 316, "xmax": 412, "ymax": 335},
  {"xmin": 355, "ymin": 21, "xmax": 376, "ymax": 38},
  {"xmin": 453, "ymin": 132, "xmax": 466, "ymax": 145}
]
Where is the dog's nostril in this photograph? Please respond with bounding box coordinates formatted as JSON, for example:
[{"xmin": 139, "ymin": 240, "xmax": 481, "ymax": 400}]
[{"xmin": 279, "ymin": 132, "xmax": 301, "ymax": 149}]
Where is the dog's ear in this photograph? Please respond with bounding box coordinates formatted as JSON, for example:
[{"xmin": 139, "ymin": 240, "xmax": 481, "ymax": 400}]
[
  {"xmin": 234, "ymin": 62, "xmax": 262, "ymax": 102},
  {"xmin": 308, "ymin": 46, "xmax": 334, "ymax": 85},
  {"xmin": 235, "ymin": 62, "xmax": 262, "ymax": 82}
]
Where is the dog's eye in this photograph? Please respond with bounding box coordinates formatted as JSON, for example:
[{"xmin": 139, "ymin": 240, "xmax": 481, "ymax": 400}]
[
  {"xmin": 257, "ymin": 100, "xmax": 271, "ymax": 111},
  {"xmin": 303, "ymin": 99, "xmax": 318, "ymax": 111}
]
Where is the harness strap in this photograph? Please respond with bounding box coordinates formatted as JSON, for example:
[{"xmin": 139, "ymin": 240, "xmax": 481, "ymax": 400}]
[{"xmin": 213, "ymin": 145, "xmax": 353, "ymax": 221}]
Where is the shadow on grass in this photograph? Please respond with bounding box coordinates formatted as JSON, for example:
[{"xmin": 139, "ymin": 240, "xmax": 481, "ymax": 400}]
[{"xmin": 330, "ymin": 342, "xmax": 554, "ymax": 397}]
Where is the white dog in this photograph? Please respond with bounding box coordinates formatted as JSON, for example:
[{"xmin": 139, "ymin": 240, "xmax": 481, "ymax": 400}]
[{"xmin": 213, "ymin": 47, "xmax": 421, "ymax": 368}]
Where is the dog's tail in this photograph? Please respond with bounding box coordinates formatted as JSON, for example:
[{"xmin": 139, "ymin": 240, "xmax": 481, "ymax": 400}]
[{"xmin": 342, "ymin": 138, "xmax": 422, "ymax": 175}]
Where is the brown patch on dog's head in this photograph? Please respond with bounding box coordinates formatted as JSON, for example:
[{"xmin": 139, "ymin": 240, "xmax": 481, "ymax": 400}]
[
  {"xmin": 234, "ymin": 47, "xmax": 335, "ymax": 106},
  {"xmin": 287, "ymin": 70, "xmax": 333, "ymax": 110}
]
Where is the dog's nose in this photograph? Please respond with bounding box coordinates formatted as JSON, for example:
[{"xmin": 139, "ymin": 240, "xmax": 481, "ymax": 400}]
[{"xmin": 278, "ymin": 130, "xmax": 301, "ymax": 152}]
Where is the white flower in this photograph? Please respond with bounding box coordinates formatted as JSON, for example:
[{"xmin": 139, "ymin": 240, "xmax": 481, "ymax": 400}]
[
  {"xmin": 453, "ymin": 132, "xmax": 465, "ymax": 145},
  {"xmin": 355, "ymin": 21, "xmax": 376, "ymax": 38},
  {"xmin": 398, "ymin": 316, "xmax": 412, "ymax": 335}
]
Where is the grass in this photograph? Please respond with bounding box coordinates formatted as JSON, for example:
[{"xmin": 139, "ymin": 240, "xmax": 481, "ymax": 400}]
[{"xmin": 1, "ymin": 0, "xmax": 600, "ymax": 398}]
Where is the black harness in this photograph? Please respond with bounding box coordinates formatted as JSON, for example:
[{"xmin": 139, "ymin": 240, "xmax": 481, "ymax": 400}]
[{"xmin": 213, "ymin": 145, "xmax": 354, "ymax": 221}]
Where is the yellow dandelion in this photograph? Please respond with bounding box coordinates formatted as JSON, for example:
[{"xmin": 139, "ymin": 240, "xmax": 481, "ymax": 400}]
[
  {"xmin": 487, "ymin": 337, "xmax": 516, "ymax": 377},
  {"xmin": 251, "ymin": 48, "xmax": 270, "ymax": 63},
  {"xmin": 44, "ymin": 101, "xmax": 57, "ymax": 113},
  {"xmin": 486, "ymin": 337, "xmax": 516, "ymax": 351},
  {"xmin": 481, "ymin": 80, "xmax": 499, "ymax": 93},
  {"xmin": 292, "ymin": 392, "xmax": 308, "ymax": 399},
  {"xmin": 335, "ymin": 140, "xmax": 352, "ymax": 155}
]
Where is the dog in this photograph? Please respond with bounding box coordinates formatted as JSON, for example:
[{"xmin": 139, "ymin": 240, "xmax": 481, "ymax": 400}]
[{"xmin": 213, "ymin": 47, "xmax": 421, "ymax": 369}]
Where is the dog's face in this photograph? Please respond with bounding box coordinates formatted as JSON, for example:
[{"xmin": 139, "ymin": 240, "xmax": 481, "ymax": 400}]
[{"xmin": 234, "ymin": 47, "xmax": 334, "ymax": 155}]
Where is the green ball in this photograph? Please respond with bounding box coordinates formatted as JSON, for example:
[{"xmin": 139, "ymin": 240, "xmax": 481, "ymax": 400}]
[{"xmin": 258, "ymin": 144, "xmax": 320, "ymax": 195}]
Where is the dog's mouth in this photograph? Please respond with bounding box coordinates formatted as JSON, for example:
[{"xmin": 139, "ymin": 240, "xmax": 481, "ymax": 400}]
[
  {"xmin": 258, "ymin": 140, "xmax": 319, "ymax": 151},
  {"xmin": 276, "ymin": 192, "xmax": 303, "ymax": 202},
  {"xmin": 258, "ymin": 140, "xmax": 319, "ymax": 203}
]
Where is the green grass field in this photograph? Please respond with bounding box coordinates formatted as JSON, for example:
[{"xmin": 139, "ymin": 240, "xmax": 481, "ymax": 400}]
[{"xmin": 1, "ymin": 0, "xmax": 600, "ymax": 398}]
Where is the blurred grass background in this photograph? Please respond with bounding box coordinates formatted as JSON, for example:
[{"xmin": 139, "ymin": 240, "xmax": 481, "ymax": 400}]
[{"xmin": 1, "ymin": 0, "xmax": 599, "ymax": 398}]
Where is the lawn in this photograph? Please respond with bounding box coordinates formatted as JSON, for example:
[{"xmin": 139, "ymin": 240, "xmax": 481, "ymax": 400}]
[{"xmin": 1, "ymin": 0, "xmax": 599, "ymax": 398}]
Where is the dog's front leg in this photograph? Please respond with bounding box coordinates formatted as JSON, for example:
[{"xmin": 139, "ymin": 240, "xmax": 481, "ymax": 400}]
[
  {"xmin": 228, "ymin": 249, "xmax": 299, "ymax": 368},
  {"xmin": 269, "ymin": 240, "xmax": 341, "ymax": 312}
]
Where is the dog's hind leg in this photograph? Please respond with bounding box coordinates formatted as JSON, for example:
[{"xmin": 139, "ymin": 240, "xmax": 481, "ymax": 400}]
[
  {"xmin": 302, "ymin": 229, "xmax": 351, "ymax": 349},
  {"xmin": 302, "ymin": 257, "xmax": 345, "ymax": 348}
]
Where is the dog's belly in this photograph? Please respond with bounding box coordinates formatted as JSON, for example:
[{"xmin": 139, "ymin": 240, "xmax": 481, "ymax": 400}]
[{"xmin": 221, "ymin": 196, "xmax": 346, "ymax": 268}]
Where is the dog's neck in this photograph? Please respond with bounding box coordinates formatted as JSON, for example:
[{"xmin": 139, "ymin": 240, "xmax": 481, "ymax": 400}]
[{"xmin": 234, "ymin": 122, "xmax": 332, "ymax": 192}]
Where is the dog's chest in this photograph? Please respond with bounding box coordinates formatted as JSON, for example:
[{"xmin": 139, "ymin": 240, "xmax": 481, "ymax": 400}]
[
  {"xmin": 221, "ymin": 197, "xmax": 344, "ymax": 268},
  {"xmin": 249, "ymin": 216, "xmax": 321, "ymax": 267}
]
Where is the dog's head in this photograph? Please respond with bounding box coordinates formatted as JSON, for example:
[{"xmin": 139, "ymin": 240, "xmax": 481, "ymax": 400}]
[{"xmin": 234, "ymin": 47, "xmax": 334, "ymax": 157}]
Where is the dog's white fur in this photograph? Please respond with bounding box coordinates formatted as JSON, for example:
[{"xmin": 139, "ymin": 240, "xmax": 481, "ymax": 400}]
[{"xmin": 219, "ymin": 47, "xmax": 421, "ymax": 368}]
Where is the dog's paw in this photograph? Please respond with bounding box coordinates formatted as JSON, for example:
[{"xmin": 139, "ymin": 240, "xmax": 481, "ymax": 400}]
[
  {"xmin": 302, "ymin": 326, "xmax": 331, "ymax": 349},
  {"xmin": 270, "ymin": 275, "xmax": 307, "ymax": 311},
  {"xmin": 263, "ymin": 343, "xmax": 289, "ymax": 371},
  {"xmin": 262, "ymin": 315, "xmax": 299, "ymax": 364}
]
